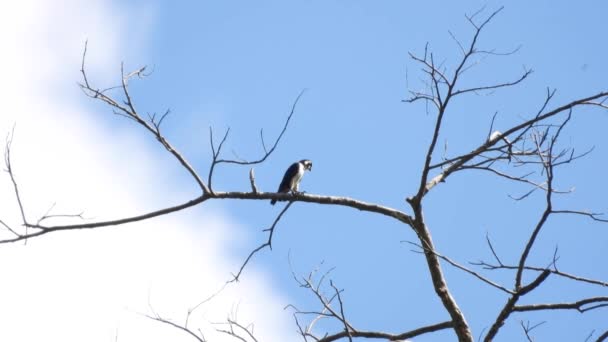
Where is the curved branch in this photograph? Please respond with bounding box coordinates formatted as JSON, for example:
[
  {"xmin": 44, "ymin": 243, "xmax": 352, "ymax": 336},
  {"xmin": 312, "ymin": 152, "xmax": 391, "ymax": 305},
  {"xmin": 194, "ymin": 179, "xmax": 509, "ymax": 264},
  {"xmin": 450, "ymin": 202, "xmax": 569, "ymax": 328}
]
[
  {"xmin": 215, "ymin": 89, "xmax": 306, "ymax": 166},
  {"xmin": 212, "ymin": 191, "xmax": 414, "ymax": 225},
  {"xmin": 144, "ymin": 314, "xmax": 206, "ymax": 342},
  {"xmin": 0, "ymin": 195, "xmax": 208, "ymax": 244},
  {"xmin": 452, "ymin": 69, "xmax": 532, "ymax": 96},
  {"xmin": 231, "ymin": 201, "xmax": 294, "ymax": 282}
]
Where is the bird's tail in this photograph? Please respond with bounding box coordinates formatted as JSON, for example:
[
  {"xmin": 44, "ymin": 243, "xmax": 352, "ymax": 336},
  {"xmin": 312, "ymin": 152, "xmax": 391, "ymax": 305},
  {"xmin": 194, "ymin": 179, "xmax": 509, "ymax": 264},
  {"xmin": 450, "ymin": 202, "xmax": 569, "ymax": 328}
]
[{"xmin": 270, "ymin": 199, "xmax": 277, "ymax": 205}]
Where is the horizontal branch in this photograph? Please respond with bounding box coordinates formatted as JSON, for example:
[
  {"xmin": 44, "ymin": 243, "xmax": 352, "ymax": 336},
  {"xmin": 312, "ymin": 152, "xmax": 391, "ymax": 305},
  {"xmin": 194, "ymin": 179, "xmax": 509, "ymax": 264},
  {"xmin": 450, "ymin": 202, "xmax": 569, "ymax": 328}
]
[
  {"xmin": 316, "ymin": 320, "xmax": 454, "ymax": 342},
  {"xmin": 473, "ymin": 262, "xmax": 608, "ymax": 288},
  {"xmin": 1, "ymin": 191, "xmax": 413, "ymax": 244},
  {"xmin": 451, "ymin": 69, "xmax": 532, "ymax": 96},
  {"xmin": 514, "ymin": 297, "xmax": 608, "ymax": 313},
  {"xmin": 211, "ymin": 192, "xmax": 414, "ymax": 225},
  {"xmin": 27, "ymin": 196, "xmax": 208, "ymax": 232}
]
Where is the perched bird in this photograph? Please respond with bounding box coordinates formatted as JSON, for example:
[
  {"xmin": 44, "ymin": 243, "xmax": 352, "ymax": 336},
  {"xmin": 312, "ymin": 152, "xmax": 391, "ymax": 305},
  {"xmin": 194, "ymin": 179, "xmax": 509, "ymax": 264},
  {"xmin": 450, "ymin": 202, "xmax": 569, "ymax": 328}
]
[{"xmin": 271, "ymin": 159, "xmax": 313, "ymax": 205}]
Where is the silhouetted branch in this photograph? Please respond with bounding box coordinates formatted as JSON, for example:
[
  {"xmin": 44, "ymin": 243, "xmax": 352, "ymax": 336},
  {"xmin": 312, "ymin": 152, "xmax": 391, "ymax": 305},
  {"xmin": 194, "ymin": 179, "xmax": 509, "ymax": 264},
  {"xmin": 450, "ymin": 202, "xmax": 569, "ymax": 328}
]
[
  {"xmin": 552, "ymin": 210, "xmax": 608, "ymax": 222},
  {"xmin": 215, "ymin": 89, "xmax": 306, "ymax": 166},
  {"xmin": 287, "ymin": 261, "xmax": 453, "ymax": 341},
  {"xmin": 231, "ymin": 201, "xmax": 294, "ymax": 282},
  {"xmin": 597, "ymin": 330, "xmax": 608, "ymax": 342},
  {"xmin": 78, "ymin": 43, "xmax": 211, "ymax": 194},
  {"xmin": 472, "ymin": 260, "xmax": 608, "ymax": 288},
  {"xmin": 520, "ymin": 320, "xmax": 545, "ymax": 342},
  {"xmin": 452, "ymin": 69, "xmax": 532, "ymax": 96},
  {"xmin": 208, "ymin": 126, "xmax": 230, "ymax": 192},
  {"xmin": 406, "ymin": 241, "xmax": 514, "ymax": 294}
]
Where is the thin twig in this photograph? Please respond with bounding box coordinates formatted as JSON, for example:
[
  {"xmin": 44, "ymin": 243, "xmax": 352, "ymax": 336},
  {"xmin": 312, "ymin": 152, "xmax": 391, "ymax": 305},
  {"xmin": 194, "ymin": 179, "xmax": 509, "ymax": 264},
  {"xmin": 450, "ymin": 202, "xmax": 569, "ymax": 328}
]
[{"xmin": 231, "ymin": 202, "xmax": 294, "ymax": 281}]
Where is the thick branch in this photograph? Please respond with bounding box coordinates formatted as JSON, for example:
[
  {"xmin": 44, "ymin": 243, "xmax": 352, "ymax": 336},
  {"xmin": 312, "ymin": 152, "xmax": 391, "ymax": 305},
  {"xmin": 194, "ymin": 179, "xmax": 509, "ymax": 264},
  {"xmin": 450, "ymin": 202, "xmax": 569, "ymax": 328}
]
[{"xmin": 1, "ymin": 192, "xmax": 413, "ymax": 245}]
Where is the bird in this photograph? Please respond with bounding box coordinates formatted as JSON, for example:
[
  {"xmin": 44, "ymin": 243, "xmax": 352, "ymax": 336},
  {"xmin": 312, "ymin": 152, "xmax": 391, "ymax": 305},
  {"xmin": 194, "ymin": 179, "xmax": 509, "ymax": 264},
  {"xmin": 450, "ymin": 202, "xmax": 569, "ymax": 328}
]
[{"xmin": 271, "ymin": 159, "xmax": 313, "ymax": 205}]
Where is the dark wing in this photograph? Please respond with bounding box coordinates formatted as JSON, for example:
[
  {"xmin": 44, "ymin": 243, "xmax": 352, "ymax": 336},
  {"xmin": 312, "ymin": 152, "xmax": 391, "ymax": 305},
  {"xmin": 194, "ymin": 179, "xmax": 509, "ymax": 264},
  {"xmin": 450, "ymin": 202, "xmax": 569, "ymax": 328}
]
[
  {"xmin": 271, "ymin": 162, "xmax": 300, "ymax": 205},
  {"xmin": 277, "ymin": 162, "xmax": 300, "ymax": 193}
]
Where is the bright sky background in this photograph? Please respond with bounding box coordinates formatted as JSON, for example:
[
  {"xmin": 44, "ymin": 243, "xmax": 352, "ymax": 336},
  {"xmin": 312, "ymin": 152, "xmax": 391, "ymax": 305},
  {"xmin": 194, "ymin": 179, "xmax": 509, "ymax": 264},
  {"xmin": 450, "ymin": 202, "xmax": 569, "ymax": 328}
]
[{"xmin": 0, "ymin": 1, "xmax": 606, "ymax": 341}]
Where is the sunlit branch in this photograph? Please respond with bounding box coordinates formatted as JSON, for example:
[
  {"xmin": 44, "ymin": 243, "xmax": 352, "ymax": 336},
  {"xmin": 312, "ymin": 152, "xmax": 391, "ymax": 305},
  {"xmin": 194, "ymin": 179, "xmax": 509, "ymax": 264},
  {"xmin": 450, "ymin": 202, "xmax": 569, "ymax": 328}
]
[
  {"xmin": 143, "ymin": 314, "xmax": 206, "ymax": 342},
  {"xmin": 216, "ymin": 319, "xmax": 260, "ymax": 342},
  {"xmin": 315, "ymin": 321, "xmax": 454, "ymax": 342},
  {"xmin": 513, "ymin": 297, "xmax": 608, "ymax": 313}
]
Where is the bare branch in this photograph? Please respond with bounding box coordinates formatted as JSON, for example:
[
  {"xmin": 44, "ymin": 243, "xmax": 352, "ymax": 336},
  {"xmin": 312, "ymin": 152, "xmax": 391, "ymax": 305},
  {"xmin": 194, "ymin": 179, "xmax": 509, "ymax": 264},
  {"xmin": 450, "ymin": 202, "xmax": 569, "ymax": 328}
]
[
  {"xmin": 514, "ymin": 297, "xmax": 608, "ymax": 313},
  {"xmin": 316, "ymin": 321, "xmax": 454, "ymax": 342},
  {"xmin": 0, "ymin": 219, "xmax": 19, "ymax": 237},
  {"xmin": 4, "ymin": 127, "xmax": 28, "ymax": 240},
  {"xmin": 216, "ymin": 319, "xmax": 259, "ymax": 342},
  {"xmin": 208, "ymin": 126, "xmax": 231, "ymax": 192},
  {"xmin": 417, "ymin": 90, "xmax": 608, "ymax": 197},
  {"xmin": 485, "ymin": 233, "xmax": 503, "ymax": 266},
  {"xmin": 551, "ymin": 210, "xmax": 608, "ymax": 222},
  {"xmin": 249, "ymin": 168, "xmax": 258, "ymax": 193},
  {"xmin": 452, "ymin": 69, "xmax": 532, "ymax": 96},
  {"xmin": 406, "ymin": 241, "xmax": 514, "ymax": 294},
  {"xmin": 460, "ymin": 165, "xmax": 572, "ymax": 196},
  {"xmin": 143, "ymin": 314, "xmax": 206, "ymax": 342},
  {"xmin": 215, "ymin": 89, "xmax": 306, "ymax": 166},
  {"xmin": 1, "ymin": 190, "xmax": 413, "ymax": 245},
  {"xmin": 79, "ymin": 43, "xmax": 210, "ymax": 194},
  {"xmin": 472, "ymin": 261, "xmax": 608, "ymax": 288},
  {"xmin": 231, "ymin": 202, "xmax": 294, "ymax": 282},
  {"xmin": 597, "ymin": 330, "xmax": 608, "ymax": 342},
  {"xmin": 329, "ymin": 280, "xmax": 352, "ymax": 342},
  {"xmin": 520, "ymin": 320, "xmax": 546, "ymax": 342}
]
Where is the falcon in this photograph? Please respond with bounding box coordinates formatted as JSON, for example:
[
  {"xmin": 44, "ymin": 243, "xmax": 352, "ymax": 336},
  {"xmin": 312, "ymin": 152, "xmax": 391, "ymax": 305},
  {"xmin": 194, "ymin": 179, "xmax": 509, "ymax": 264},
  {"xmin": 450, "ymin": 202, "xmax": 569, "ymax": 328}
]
[{"xmin": 270, "ymin": 159, "xmax": 313, "ymax": 205}]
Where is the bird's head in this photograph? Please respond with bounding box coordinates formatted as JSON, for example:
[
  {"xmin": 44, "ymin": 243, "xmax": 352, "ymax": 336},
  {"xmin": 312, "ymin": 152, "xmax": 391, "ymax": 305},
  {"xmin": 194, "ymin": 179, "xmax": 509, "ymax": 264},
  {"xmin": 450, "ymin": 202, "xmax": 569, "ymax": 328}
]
[{"xmin": 300, "ymin": 159, "xmax": 313, "ymax": 171}]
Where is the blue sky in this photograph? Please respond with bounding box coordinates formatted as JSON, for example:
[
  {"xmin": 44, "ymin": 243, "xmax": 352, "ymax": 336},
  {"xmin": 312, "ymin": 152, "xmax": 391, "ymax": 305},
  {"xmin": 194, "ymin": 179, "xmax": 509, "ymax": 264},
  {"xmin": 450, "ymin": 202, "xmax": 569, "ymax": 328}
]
[{"xmin": 1, "ymin": 1, "xmax": 607, "ymax": 341}]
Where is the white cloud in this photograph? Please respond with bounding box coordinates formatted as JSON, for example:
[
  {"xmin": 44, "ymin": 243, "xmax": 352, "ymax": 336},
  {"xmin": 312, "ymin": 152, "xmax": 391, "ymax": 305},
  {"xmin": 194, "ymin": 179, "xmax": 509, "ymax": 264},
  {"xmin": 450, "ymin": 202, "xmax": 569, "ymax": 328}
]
[{"xmin": 0, "ymin": 1, "xmax": 295, "ymax": 341}]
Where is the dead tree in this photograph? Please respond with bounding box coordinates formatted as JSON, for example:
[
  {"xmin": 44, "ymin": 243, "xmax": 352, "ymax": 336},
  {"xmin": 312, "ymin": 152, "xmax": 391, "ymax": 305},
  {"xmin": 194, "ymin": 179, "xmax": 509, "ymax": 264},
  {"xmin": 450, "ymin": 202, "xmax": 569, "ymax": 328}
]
[{"xmin": 1, "ymin": 7, "xmax": 607, "ymax": 342}]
